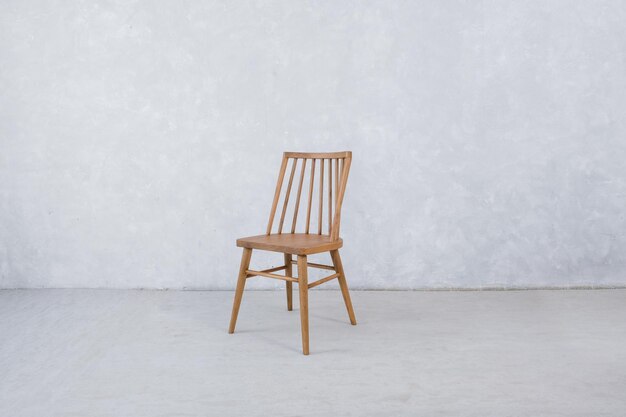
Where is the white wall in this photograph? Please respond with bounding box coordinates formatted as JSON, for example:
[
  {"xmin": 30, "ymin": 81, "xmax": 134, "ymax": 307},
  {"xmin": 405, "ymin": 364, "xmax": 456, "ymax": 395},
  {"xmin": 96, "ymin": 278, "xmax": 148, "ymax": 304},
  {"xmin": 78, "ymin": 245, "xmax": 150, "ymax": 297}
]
[{"xmin": 1, "ymin": 1, "xmax": 626, "ymax": 289}]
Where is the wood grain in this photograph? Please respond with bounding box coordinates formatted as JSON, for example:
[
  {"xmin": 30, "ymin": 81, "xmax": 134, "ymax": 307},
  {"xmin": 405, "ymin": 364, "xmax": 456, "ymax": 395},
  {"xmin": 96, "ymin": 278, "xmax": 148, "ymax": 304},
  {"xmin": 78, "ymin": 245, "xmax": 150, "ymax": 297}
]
[{"xmin": 237, "ymin": 233, "xmax": 342, "ymax": 255}]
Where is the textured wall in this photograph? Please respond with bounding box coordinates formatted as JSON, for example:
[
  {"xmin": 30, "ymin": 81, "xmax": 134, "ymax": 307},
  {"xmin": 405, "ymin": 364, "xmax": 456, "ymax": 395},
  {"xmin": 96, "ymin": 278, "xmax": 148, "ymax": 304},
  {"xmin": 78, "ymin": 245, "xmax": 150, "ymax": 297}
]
[{"xmin": 1, "ymin": 1, "xmax": 626, "ymax": 289}]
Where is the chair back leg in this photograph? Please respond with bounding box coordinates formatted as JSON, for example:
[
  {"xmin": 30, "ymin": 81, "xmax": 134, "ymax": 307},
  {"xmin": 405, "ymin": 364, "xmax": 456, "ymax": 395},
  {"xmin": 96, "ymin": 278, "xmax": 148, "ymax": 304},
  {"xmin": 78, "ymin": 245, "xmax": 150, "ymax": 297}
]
[{"xmin": 330, "ymin": 249, "xmax": 357, "ymax": 325}]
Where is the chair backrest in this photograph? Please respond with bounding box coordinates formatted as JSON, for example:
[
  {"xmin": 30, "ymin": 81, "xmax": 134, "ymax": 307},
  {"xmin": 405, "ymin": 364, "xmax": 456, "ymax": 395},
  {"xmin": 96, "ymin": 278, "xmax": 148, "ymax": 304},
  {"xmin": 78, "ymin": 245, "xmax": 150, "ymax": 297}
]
[{"xmin": 266, "ymin": 151, "xmax": 352, "ymax": 241}]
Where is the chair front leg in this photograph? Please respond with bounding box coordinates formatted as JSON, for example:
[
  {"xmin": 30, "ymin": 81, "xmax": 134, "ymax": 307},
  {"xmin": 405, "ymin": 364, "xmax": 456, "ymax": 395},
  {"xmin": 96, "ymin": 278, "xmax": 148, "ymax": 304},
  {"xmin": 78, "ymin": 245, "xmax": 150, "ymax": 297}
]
[
  {"xmin": 297, "ymin": 254, "xmax": 309, "ymax": 355},
  {"xmin": 228, "ymin": 248, "xmax": 252, "ymax": 333},
  {"xmin": 284, "ymin": 253, "xmax": 293, "ymax": 311}
]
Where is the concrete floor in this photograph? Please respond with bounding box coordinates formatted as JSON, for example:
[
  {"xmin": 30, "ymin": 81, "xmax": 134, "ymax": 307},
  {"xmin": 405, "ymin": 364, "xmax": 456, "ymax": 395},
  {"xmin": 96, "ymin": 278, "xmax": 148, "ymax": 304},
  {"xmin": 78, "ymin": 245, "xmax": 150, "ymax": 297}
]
[{"xmin": 1, "ymin": 289, "xmax": 625, "ymax": 417}]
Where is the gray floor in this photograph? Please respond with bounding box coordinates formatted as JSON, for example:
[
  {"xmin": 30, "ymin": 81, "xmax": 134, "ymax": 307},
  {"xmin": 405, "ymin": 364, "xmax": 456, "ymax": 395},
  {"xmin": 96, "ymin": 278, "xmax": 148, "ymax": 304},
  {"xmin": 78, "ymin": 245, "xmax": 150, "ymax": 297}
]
[{"xmin": 1, "ymin": 289, "xmax": 625, "ymax": 417}]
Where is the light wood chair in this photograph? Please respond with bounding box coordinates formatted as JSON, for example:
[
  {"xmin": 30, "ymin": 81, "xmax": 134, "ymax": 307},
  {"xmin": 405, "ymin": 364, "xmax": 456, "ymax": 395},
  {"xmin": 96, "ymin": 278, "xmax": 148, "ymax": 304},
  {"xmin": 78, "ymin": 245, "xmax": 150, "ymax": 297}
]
[{"xmin": 228, "ymin": 151, "xmax": 356, "ymax": 355}]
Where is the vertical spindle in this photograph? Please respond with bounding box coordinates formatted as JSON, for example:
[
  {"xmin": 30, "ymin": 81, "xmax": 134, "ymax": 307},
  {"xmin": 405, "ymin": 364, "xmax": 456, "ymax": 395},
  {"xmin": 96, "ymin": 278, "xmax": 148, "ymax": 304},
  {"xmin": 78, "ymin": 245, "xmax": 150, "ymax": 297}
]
[
  {"xmin": 305, "ymin": 159, "xmax": 316, "ymax": 234},
  {"xmin": 318, "ymin": 159, "xmax": 324, "ymax": 235},
  {"xmin": 290, "ymin": 159, "xmax": 307, "ymax": 234},
  {"xmin": 278, "ymin": 158, "xmax": 298, "ymax": 234}
]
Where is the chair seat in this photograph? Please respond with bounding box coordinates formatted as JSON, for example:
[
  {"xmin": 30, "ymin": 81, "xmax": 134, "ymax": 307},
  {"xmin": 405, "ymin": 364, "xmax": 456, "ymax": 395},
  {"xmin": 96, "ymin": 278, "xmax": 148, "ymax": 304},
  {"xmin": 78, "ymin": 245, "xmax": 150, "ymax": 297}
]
[{"xmin": 236, "ymin": 233, "xmax": 343, "ymax": 255}]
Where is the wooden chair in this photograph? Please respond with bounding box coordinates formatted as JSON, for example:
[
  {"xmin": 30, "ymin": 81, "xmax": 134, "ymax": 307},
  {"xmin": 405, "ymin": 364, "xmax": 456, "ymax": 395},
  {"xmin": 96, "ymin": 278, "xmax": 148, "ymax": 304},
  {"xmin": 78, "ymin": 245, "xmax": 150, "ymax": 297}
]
[{"xmin": 228, "ymin": 151, "xmax": 356, "ymax": 355}]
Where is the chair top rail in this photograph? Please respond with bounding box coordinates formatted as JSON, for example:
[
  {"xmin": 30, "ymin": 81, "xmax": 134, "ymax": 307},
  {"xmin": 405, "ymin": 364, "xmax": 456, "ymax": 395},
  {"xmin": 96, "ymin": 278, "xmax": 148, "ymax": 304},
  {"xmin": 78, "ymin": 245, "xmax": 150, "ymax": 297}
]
[{"xmin": 284, "ymin": 151, "xmax": 351, "ymax": 159}]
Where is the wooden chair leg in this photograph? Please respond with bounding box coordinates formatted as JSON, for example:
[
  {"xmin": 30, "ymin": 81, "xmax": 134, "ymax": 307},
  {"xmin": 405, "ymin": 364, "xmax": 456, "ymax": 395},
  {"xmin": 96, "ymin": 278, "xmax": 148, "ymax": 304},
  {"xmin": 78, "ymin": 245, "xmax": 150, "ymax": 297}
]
[
  {"xmin": 284, "ymin": 254, "xmax": 293, "ymax": 311},
  {"xmin": 228, "ymin": 248, "xmax": 253, "ymax": 333},
  {"xmin": 297, "ymin": 254, "xmax": 309, "ymax": 355},
  {"xmin": 330, "ymin": 249, "xmax": 357, "ymax": 325}
]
